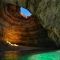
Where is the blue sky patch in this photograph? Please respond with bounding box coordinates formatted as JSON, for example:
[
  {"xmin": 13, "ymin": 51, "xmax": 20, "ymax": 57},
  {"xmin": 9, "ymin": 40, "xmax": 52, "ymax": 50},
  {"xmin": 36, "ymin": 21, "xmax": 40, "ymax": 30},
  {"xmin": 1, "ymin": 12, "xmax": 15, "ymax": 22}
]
[{"xmin": 21, "ymin": 7, "xmax": 32, "ymax": 16}]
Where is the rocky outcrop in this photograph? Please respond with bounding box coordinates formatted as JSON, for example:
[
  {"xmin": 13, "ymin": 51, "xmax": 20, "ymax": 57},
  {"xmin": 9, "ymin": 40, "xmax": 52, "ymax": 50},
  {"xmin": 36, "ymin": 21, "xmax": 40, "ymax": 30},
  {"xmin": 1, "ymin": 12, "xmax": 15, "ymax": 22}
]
[
  {"xmin": 15, "ymin": 0, "xmax": 60, "ymax": 47},
  {"xmin": 26, "ymin": 0, "xmax": 60, "ymax": 47},
  {"xmin": 0, "ymin": 3, "xmax": 57, "ymax": 48}
]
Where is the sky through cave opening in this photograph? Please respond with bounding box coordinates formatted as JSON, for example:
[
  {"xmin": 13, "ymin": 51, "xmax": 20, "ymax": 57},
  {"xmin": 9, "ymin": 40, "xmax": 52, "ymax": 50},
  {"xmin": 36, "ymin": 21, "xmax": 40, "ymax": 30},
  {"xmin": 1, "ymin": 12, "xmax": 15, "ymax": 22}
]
[{"xmin": 20, "ymin": 7, "xmax": 32, "ymax": 17}]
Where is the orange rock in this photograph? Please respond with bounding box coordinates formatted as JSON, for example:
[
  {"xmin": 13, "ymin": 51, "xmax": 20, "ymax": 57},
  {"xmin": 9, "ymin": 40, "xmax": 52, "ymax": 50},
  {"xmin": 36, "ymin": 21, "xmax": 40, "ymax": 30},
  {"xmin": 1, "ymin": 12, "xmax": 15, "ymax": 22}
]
[{"xmin": 0, "ymin": 3, "xmax": 56, "ymax": 48}]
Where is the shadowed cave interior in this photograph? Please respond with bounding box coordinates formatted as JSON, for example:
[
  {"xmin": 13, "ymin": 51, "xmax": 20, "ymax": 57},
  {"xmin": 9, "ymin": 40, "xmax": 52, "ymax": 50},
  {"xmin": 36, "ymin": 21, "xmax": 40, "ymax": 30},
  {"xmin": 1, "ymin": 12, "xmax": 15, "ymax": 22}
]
[{"xmin": 0, "ymin": 3, "xmax": 58, "ymax": 49}]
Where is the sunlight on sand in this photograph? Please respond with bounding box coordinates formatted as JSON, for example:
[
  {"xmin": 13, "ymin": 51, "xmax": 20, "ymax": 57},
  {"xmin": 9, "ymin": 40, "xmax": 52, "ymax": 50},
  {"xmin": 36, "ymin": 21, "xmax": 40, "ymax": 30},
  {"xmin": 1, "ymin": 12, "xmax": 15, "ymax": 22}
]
[{"xmin": 6, "ymin": 41, "xmax": 19, "ymax": 46}]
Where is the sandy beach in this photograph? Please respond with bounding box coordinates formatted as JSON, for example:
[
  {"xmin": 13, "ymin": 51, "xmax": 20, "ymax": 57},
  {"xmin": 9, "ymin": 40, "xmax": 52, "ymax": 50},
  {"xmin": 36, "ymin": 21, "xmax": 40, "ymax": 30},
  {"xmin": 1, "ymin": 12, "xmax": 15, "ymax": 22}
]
[{"xmin": 0, "ymin": 45, "xmax": 55, "ymax": 51}]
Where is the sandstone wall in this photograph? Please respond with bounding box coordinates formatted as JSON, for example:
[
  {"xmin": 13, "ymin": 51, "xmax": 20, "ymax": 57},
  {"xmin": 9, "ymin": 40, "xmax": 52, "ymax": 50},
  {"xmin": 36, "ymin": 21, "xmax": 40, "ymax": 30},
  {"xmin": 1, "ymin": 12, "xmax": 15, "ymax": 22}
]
[
  {"xmin": 25, "ymin": 0, "xmax": 60, "ymax": 47},
  {"xmin": 4, "ymin": 0, "xmax": 59, "ymax": 47},
  {"xmin": 0, "ymin": 0, "xmax": 60, "ymax": 48}
]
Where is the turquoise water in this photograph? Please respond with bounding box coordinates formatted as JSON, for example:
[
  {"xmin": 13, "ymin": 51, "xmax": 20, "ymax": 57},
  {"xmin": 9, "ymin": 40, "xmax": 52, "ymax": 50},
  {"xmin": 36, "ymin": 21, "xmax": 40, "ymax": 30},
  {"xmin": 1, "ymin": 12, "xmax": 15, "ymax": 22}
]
[
  {"xmin": 23, "ymin": 51, "xmax": 60, "ymax": 60},
  {"xmin": 0, "ymin": 50, "xmax": 60, "ymax": 60}
]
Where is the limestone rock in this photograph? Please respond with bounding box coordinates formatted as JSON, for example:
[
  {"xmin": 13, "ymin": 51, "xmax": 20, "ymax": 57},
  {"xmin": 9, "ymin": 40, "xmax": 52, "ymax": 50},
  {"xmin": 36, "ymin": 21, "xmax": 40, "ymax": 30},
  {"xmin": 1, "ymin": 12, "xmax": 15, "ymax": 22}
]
[
  {"xmin": 25, "ymin": 0, "xmax": 60, "ymax": 47},
  {"xmin": 2, "ymin": 0, "xmax": 60, "ymax": 47},
  {"xmin": 12, "ymin": 0, "xmax": 60, "ymax": 46},
  {"xmin": 0, "ymin": 3, "xmax": 56, "ymax": 48}
]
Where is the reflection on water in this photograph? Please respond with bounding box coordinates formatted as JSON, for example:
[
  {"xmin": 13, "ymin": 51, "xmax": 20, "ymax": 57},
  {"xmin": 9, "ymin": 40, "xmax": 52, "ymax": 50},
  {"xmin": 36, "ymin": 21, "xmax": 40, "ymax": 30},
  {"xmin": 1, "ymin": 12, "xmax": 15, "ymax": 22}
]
[
  {"xmin": 4, "ymin": 51, "xmax": 19, "ymax": 60},
  {"xmin": 0, "ymin": 50, "xmax": 60, "ymax": 60},
  {"xmin": 0, "ymin": 51, "xmax": 20, "ymax": 60}
]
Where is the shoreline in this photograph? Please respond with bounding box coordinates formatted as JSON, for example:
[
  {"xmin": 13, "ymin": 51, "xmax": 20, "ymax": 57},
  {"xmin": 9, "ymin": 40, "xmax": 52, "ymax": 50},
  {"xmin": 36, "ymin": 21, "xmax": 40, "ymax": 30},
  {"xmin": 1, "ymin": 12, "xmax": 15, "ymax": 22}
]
[{"xmin": 0, "ymin": 46, "xmax": 55, "ymax": 51}]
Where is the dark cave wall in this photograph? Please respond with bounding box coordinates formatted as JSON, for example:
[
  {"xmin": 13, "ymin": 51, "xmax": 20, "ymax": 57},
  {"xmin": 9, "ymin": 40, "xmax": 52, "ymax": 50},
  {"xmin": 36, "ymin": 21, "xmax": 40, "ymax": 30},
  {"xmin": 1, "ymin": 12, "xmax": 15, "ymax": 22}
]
[
  {"xmin": 19, "ymin": 0, "xmax": 60, "ymax": 47},
  {"xmin": 0, "ymin": 0, "xmax": 60, "ymax": 48}
]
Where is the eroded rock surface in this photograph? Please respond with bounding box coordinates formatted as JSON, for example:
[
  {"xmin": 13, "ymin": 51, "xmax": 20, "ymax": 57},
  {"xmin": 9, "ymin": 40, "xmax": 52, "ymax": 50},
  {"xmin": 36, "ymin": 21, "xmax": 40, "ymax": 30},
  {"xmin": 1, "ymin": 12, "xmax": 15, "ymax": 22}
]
[
  {"xmin": 27, "ymin": 0, "xmax": 60, "ymax": 47},
  {"xmin": 18, "ymin": 0, "xmax": 60, "ymax": 47},
  {"xmin": 0, "ymin": 3, "xmax": 57, "ymax": 48}
]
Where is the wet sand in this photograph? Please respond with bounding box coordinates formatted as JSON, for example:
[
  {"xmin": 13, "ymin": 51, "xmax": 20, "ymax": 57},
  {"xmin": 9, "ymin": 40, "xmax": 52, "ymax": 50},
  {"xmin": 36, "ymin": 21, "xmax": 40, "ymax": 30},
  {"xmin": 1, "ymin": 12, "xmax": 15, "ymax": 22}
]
[
  {"xmin": 0, "ymin": 46, "xmax": 58, "ymax": 57},
  {"xmin": 0, "ymin": 46, "xmax": 55, "ymax": 51}
]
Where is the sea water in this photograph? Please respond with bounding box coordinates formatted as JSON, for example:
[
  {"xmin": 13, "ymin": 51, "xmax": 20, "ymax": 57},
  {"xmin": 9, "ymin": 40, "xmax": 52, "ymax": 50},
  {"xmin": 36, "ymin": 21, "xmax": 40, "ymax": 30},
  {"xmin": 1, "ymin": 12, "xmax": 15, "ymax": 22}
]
[{"xmin": 0, "ymin": 50, "xmax": 60, "ymax": 60}]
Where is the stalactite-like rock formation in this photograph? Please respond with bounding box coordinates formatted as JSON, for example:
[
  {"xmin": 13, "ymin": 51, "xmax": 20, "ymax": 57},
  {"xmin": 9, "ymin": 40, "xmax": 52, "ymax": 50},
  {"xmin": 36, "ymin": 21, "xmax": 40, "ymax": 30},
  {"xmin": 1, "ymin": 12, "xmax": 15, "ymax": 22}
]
[{"xmin": 0, "ymin": 3, "xmax": 57, "ymax": 48}]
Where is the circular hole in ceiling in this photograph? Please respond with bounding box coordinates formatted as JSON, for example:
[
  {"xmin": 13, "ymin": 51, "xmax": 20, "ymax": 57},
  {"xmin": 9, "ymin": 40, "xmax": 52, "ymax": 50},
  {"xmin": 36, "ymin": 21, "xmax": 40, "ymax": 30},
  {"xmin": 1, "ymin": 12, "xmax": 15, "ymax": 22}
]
[{"xmin": 20, "ymin": 7, "xmax": 32, "ymax": 17}]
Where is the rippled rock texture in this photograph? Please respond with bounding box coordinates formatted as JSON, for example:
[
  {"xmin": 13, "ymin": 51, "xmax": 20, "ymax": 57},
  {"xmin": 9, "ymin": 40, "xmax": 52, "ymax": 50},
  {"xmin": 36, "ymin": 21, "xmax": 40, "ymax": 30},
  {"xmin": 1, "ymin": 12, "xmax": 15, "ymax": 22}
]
[
  {"xmin": 26, "ymin": 0, "xmax": 60, "ymax": 48},
  {"xmin": 0, "ymin": 1, "xmax": 58, "ymax": 48},
  {"xmin": 10, "ymin": 0, "xmax": 60, "ymax": 47}
]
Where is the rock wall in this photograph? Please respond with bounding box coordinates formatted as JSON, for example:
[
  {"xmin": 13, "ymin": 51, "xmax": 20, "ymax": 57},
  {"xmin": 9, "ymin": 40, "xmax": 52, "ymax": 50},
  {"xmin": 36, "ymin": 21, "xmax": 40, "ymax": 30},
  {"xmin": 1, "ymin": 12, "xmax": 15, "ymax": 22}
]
[
  {"xmin": 25, "ymin": 0, "xmax": 60, "ymax": 47},
  {"xmin": 1, "ymin": 0, "xmax": 60, "ymax": 47},
  {"xmin": 0, "ymin": 3, "xmax": 57, "ymax": 48}
]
